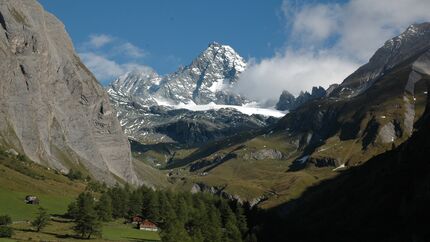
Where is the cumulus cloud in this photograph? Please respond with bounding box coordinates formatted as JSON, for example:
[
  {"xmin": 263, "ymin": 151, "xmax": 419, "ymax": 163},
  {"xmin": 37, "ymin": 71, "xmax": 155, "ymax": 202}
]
[
  {"xmin": 78, "ymin": 34, "xmax": 150, "ymax": 84},
  {"xmin": 236, "ymin": 0, "xmax": 430, "ymax": 101},
  {"xmin": 236, "ymin": 50, "xmax": 359, "ymax": 99},
  {"xmin": 79, "ymin": 52, "xmax": 153, "ymax": 82}
]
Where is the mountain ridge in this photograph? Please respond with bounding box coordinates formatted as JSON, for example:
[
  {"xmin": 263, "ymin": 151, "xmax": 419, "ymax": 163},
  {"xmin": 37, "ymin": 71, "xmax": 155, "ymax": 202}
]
[{"xmin": 333, "ymin": 22, "xmax": 430, "ymax": 98}]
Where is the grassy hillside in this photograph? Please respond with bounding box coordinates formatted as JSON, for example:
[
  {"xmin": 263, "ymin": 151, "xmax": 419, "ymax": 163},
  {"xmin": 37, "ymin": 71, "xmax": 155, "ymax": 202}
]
[
  {"xmin": 139, "ymin": 133, "xmax": 336, "ymax": 208},
  {"xmin": 0, "ymin": 188, "xmax": 73, "ymax": 221},
  {"xmin": 132, "ymin": 157, "xmax": 170, "ymax": 189},
  {"xmin": 0, "ymin": 150, "xmax": 86, "ymax": 220},
  {"xmin": 0, "ymin": 149, "xmax": 161, "ymax": 241}
]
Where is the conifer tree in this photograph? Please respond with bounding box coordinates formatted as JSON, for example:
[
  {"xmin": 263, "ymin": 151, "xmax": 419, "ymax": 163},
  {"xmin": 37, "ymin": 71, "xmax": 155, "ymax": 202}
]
[
  {"xmin": 73, "ymin": 192, "xmax": 102, "ymax": 239},
  {"xmin": 96, "ymin": 193, "xmax": 113, "ymax": 222},
  {"xmin": 234, "ymin": 201, "xmax": 248, "ymax": 236},
  {"xmin": 128, "ymin": 190, "xmax": 143, "ymax": 218},
  {"xmin": 66, "ymin": 201, "xmax": 79, "ymax": 219},
  {"xmin": 143, "ymin": 191, "xmax": 160, "ymax": 221},
  {"xmin": 161, "ymin": 221, "xmax": 192, "ymax": 242},
  {"xmin": 31, "ymin": 207, "xmax": 50, "ymax": 232},
  {"xmin": 109, "ymin": 184, "xmax": 129, "ymax": 218}
]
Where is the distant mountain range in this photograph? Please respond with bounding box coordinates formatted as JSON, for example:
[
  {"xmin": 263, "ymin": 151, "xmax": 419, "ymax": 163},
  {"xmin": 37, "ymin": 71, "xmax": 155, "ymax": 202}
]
[
  {"xmin": 107, "ymin": 42, "xmax": 287, "ymax": 145},
  {"xmin": 106, "ymin": 41, "xmax": 347, "ymax": 146}
]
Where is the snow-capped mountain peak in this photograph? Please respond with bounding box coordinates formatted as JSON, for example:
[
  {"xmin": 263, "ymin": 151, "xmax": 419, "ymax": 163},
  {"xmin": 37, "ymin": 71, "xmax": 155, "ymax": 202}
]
[
  {"xmin": 384, "ymin": 23, "xmax": 430, "ymax": 51},
  {"xmin": 108, "ymin": 42, "xmax": 248, "ymax": 106},
  {"xmin": 200, "ymin": 42, "xmax": 247, "ymax": 73}
]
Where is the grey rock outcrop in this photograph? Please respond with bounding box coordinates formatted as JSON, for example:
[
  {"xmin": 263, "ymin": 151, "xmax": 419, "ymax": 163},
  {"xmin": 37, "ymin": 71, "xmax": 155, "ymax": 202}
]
[
  {"xmin": 0, "ymin": 0, "xmax": 138, "ymax": 185},
  {"xmin": 243, "ymin": 149, "xmax": 284, "ymax": 160},
  {"xmin": 275, "ymin": 90, "xmax": 295, "ymax": 111},
  {"xmin": 276, "ymin": 86, "xmax": 327, "ymax": 111}
]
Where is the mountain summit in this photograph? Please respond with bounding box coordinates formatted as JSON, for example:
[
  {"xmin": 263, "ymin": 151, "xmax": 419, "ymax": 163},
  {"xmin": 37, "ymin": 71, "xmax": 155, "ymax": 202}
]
[
  {"xmin": 108, "ymin": 42, "xmax": 247, "ymax": 106},
  {"xmin": 333, "ymin": 23, "xmax": 430, "ymax": 97}
]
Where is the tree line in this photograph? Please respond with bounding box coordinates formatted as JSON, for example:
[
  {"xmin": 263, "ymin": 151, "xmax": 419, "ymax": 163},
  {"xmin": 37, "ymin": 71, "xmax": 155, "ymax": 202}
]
[{"xmin": 67, "ymin": 184, "xmax": 259, "ymax": 241}]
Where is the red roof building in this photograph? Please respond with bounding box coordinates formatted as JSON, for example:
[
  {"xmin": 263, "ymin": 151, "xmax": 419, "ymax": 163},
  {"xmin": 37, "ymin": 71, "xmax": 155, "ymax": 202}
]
[
  {"xmin": 131, "ymin": 215, "xmax": 145, "ymax": 224},
  {"xmin": 139, "ymin": 219, "xmax": 159, "ymax": 232}
]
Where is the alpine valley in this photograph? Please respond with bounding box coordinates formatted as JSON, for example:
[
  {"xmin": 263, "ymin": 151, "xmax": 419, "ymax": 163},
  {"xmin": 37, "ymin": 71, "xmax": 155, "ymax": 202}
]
[
  {"xmin": 0, "ymin": 1, "xmax": 429, "ymax": 242},
  {"xmin": 106, "ymin": 23, "xmax": 430, "ymax": 209}
]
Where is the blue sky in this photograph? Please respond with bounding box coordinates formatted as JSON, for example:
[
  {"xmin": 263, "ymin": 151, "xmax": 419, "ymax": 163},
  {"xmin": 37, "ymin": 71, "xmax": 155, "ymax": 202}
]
[
  {"xmin": 39, "ymin": 0, "xmax": 288, "ymax": 81},
  {"xmin": 39, "ymin": 0, "xmax": 430, "ymax": 98}
]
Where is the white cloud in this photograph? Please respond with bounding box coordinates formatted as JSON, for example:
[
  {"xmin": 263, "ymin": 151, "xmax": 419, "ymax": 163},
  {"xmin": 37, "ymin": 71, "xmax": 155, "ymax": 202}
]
[
  {"xmin": 116, "ymin": 42, "xmax": 145, "ymax": 58},
  {"xmin": 79, "ymin": 52, "xmax": 153, "ymax": 83},
  {"xmin": 78, "ymin": 34, "xmax": 150, "ymax": 84},
  {"xmin": 285, "ymin": 0, "xmax": 430, "ymax": 60},
  {"xmin": 334, "ymin": 0, "xmax": 430, "ymax": 60},
  {"xmin": 236, "ymin": 0, "xmax": 430, "ymax": 101},
  {"xmin": 290, "ymin": 4, "xmax": 340, "ymax": 43},
  {"xmin": 235, "ymin": 50, "xmax": 359, "ymax": 99},
  {"xmin": 88, "ymin": 34, "xmax": 113, "ymax": 48}
]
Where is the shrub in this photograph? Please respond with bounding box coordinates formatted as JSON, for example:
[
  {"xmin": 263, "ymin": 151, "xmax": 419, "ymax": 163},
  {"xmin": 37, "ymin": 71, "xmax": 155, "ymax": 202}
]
[
  {"xmin": 0, "ymin": 215, "xmax": 11, "ymax": 226},
  {"xmin": 0, "ymin": 226, "xmax": 13, "ymax": 238},
  {"xmin": 66, "ymin": 169, "xmax": 84, "ymax": 181}
]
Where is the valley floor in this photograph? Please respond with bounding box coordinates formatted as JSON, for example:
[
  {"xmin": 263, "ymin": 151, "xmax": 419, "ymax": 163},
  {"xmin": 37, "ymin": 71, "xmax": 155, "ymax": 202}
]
[{"xmin": 8, "ymin": 219, "xmax": 160, "ymax": 242}]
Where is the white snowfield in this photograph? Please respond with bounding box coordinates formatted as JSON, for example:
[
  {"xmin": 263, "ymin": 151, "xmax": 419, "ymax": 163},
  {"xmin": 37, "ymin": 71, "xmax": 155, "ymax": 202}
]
[{"xmin": 173, "ymin": 101, "xmax": 287, "ymax": 118}]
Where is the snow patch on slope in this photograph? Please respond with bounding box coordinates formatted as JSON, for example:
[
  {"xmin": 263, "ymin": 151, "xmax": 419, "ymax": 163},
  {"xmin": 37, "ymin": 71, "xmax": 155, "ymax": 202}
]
[{"xmin": 174, "ymin": 102, "xmax": 287, "ymax": 118}]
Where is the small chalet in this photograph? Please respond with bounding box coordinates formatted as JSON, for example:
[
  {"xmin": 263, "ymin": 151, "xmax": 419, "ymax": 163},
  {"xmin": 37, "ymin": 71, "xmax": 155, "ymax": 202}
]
[
  {"xmin": 25, "ymin": 195, "xmax": 39, "ymax": 205},
  {"xmin": 131, "ymin": 215, "xmax": 145, "ymax": 224},
  {"xmin": 139, "ymin": 219, "xmax": 158, "ymax": 232}
]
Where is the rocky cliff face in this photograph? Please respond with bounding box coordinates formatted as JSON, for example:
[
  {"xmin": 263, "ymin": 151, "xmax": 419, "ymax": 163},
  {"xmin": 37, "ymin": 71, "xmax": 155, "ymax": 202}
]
[{"xmin": 0, "ymin": 0, "xmax": 138, "ymax": 184}]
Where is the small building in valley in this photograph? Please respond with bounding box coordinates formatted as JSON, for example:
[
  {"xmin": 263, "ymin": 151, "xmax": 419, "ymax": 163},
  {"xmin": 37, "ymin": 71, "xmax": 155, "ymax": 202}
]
[
  {"xmin": 25, "ymin": 195, "xmax": 39, "ymax": 205},
  {"xmin": 131, "ymin": 215, "xmax": 145, "ymax": 224},
  {"xmin": 139, "ymin": 219, "xmax": 159, "ymax": 232}
]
